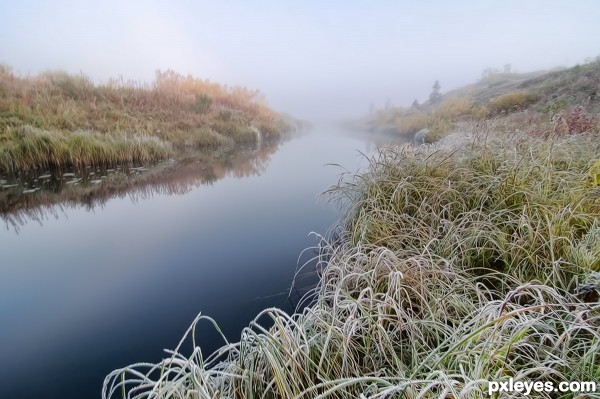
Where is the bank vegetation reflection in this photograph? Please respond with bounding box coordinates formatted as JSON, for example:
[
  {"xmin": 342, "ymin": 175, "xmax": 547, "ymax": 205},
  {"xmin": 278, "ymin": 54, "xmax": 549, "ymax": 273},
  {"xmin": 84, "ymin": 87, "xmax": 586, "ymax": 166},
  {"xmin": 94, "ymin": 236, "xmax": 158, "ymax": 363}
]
[{"xmin": 1, "ymin": 142, "xmax": 280, "ymax": 231}]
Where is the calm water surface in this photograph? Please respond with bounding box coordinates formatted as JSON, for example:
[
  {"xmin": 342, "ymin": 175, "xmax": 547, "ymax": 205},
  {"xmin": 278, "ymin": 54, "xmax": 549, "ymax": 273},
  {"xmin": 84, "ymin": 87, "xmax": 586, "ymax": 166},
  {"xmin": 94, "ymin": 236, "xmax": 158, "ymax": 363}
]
[{"xmin": 0, "ymin": 127, "xmax": 389, "ymax": 399}]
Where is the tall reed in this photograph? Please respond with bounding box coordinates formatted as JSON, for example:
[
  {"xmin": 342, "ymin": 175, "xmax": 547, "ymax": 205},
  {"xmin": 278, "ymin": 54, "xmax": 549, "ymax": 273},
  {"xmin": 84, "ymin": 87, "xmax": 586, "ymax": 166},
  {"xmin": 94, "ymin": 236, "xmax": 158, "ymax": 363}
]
[{"xmin": 0, "ymin": 125, "xmax": 172, "ymax": 172}]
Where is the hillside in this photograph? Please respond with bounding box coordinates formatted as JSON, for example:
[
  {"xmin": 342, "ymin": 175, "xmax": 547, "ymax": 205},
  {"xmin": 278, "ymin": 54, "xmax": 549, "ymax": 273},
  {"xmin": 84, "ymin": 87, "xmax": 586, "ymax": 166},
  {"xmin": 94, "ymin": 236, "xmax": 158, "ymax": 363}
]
[{"xmin": 363, "ymin": 57, "xmax": 600, "ymax": 143}]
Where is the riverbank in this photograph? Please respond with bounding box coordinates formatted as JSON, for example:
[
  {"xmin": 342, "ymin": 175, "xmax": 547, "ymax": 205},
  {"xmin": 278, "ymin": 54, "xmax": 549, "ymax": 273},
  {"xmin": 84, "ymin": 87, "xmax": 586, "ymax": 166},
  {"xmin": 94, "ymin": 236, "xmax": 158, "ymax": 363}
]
[
  {"xmin": 0, "ymin": 66, "xmax": 295, "ymax": 173},
  {"xmin": 103, "ymin": 127, "xmax": 600, "ymax": 398},
  {"xmin": 358, "ymin": 58, "xmax": 600, "ymax": 144}
]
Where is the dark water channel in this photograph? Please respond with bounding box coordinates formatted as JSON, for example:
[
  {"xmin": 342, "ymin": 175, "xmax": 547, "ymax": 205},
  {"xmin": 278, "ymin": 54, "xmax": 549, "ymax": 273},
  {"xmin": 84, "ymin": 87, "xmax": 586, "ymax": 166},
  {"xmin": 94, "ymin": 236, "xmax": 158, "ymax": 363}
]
[{"xmin": 0, "ymin": 127, "xmax": 392, "ymax": 399}]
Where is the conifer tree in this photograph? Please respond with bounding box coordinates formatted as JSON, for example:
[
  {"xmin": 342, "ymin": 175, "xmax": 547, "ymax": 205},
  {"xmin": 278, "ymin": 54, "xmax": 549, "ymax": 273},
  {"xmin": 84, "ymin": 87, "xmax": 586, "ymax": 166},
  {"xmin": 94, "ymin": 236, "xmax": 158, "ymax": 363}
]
[{"xmin": 429, "ymin": 80, "xmax": 442, "ymax": 105}]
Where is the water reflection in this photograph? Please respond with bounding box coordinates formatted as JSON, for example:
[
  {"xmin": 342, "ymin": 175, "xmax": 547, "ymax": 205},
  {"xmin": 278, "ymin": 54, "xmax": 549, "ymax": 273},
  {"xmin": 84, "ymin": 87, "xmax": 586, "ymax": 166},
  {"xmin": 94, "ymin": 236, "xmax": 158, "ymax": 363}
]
[
  {"xmin": 1, "ymin": 141, "xmax": 280, "ymax": 231},
  {"xmin": 0, "ymin": 127, "xmax": 393, "ymax": 399}
]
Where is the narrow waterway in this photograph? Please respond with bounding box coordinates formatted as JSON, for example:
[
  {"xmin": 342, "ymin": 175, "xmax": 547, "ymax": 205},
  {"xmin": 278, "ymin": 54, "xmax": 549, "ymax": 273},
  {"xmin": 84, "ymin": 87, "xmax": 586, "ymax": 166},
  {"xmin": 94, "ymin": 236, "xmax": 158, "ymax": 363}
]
[{"xmin": 0, "ymin": 126, "xmax": 394, "ymax": 399}]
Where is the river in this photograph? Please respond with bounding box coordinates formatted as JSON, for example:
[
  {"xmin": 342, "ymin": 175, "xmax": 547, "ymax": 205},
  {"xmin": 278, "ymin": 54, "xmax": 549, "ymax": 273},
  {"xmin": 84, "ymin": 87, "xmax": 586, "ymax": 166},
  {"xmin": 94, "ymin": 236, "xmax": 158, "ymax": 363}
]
[{"xmin": 0, "ymin": 126, "xmax": 396, "ymax": 399}]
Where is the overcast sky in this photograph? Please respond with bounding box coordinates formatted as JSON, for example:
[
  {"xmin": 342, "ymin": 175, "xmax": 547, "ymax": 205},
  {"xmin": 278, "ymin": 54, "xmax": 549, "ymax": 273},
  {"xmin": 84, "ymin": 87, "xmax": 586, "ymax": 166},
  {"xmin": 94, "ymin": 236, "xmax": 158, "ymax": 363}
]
[{"xmin": 1, "ymin": 1, "xmax": 599, "ymax": 120}]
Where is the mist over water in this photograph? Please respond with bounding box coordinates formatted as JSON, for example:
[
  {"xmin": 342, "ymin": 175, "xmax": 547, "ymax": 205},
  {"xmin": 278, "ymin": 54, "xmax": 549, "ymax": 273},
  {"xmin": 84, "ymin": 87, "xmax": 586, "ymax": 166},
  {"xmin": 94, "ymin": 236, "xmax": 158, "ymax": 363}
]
[{"xmin": 2, "ymin": 1, "xmax": 599, "ymax": 121}]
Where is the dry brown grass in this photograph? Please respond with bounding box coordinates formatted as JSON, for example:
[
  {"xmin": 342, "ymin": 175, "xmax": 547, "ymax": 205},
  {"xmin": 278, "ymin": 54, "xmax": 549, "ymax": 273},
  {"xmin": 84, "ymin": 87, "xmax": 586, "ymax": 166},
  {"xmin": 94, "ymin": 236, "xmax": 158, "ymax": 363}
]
[
  {"xmin": 486, "ymin": 91, "xmax": 538, "ymax": 115},
  {"xmin": 0, "ymin": 66, "xmax": 292, "ymax": 172},
  {"xmin": 371, "ymin": 96, "xmax": 480, "ymax": 139}
]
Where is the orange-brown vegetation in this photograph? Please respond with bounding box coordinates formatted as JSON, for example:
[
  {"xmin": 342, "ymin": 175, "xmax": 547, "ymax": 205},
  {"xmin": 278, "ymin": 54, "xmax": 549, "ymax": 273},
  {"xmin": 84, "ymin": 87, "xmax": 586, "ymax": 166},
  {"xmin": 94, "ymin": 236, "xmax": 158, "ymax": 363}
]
[{"xmin": 0, "ymin": 66, "xmax": 293, "ymax": 172}]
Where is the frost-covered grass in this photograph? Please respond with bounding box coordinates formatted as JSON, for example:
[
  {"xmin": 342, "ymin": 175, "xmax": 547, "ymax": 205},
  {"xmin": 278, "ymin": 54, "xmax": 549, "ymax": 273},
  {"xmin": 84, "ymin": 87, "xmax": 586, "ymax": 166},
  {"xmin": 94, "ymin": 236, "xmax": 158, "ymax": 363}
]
[{"xmin": 103, "ymin": 131, "xmax": 600, "ymax": 398}]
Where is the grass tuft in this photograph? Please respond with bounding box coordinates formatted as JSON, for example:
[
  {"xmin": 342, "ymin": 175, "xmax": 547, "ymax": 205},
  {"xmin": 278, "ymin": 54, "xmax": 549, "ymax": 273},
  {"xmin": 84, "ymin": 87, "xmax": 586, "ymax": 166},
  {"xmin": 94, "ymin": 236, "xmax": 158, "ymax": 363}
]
[{"xmin": 0, "ymin": 125, "xmax": 172, "ymax": 171}]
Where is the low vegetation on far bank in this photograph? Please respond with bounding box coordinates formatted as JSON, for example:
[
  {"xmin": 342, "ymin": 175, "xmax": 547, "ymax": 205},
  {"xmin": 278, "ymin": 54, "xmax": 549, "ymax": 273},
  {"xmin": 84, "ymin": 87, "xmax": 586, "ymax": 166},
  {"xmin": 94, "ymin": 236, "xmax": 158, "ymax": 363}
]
[
  {"xmin": 103, "ymin": 97, "xmax": 600, "ymax": 397},
  {"xmin": 0, "ymin": 66, "xmax": 295, "ymax": 173}
]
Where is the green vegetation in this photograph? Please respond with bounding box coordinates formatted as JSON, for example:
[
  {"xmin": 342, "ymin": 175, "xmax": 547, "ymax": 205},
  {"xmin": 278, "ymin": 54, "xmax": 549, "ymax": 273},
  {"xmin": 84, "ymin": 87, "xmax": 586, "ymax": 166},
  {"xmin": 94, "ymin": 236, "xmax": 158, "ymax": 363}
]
[
  {"xmin": 0, "ymin": 125, "xmax": 171, "ymax": 172},
  {"xmin": 340, "ymin": 132, "xmax": 600, "ymax": 286},
  {"xmin": 103, "ymin": 129, "xmax": 600, "ymax": 397},
  {"xmin": 0, "ymin": 66, "xmax": 293, "ymax": 173}
]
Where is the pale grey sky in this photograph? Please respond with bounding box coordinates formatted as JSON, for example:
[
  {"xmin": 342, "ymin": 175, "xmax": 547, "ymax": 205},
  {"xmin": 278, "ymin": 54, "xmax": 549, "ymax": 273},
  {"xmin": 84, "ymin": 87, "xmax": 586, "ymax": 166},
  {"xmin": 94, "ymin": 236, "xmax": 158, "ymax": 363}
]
[{"xmin": 1, "ymin": 1, "xmax": 599, "ymax": 120}]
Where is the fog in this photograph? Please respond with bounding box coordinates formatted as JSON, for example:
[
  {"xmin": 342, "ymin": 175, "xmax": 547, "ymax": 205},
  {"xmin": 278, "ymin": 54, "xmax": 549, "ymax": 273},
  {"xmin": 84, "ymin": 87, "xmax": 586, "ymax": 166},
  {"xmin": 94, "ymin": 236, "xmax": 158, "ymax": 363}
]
[{"xmin": 1, "ymin": 0, "xmax": 599, "ymax": 121}]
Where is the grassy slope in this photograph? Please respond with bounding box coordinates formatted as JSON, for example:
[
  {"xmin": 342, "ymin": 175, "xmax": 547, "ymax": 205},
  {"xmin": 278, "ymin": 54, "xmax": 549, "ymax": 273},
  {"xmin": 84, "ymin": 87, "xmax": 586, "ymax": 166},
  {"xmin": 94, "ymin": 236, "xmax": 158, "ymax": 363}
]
[
  {"xmin": 0, "ymin": 66, "xmax": 293, "ymax": 172},
  {"xmin": 102, "ymin": 62, "xmax": 600, "ymax": 398},
  {"xmin": 365, "ymin": 58, "xmax": 600, "ymax": 143}
]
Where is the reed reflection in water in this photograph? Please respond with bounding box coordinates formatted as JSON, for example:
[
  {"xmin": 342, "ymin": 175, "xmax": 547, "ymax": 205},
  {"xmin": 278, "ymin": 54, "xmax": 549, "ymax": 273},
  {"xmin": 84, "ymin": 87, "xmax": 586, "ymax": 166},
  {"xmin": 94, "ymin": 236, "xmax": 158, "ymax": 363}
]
[{"xmin": 1, "ymin": 141, "xmax": 281, "ymax": 232}]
